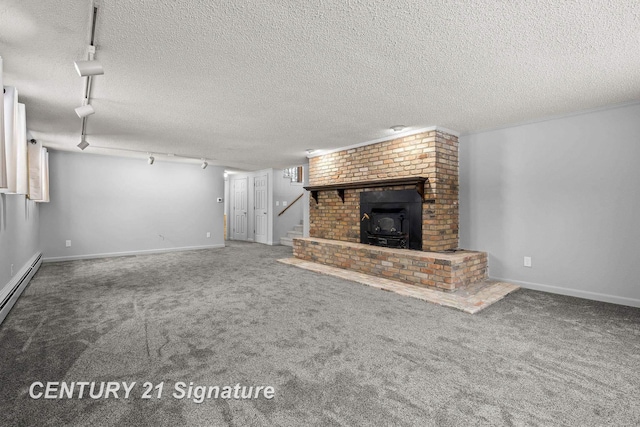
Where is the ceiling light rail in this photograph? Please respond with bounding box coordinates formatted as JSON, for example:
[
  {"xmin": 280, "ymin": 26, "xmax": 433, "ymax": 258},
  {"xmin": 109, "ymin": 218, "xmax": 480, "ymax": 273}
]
[
  {"xmin": 74, "ymin": 5, "xmax": 102, "ymax": 151},
  {"xmin": 89, "ymin": 145, "xmax": 212, "ymax": 168}
]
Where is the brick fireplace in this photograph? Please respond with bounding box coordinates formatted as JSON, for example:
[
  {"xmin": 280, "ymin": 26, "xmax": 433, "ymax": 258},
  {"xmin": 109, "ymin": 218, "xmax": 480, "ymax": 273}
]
[{"xmin": 293, "ymin": 127, "xmax": 488, "ymax": 291}]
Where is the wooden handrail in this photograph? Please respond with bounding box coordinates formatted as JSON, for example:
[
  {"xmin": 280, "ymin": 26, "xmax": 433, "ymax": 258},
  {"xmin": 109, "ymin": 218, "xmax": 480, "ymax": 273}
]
[{"xmin": 278, "ymin": 193, "xmax": 304, "ymax": 216}]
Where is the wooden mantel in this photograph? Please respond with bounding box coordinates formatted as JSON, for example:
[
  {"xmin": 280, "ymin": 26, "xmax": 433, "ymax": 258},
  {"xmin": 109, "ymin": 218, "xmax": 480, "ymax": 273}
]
[{"xmin": 304, "ymin": 177, "xmax": 428, "ymax": 203}]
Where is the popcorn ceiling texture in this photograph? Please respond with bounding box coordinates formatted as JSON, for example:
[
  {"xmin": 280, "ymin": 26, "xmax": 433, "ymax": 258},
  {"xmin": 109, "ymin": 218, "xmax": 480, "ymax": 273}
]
[{"xmin": 1, "ymin": 1, "xmax": 639, "ymax": 169}]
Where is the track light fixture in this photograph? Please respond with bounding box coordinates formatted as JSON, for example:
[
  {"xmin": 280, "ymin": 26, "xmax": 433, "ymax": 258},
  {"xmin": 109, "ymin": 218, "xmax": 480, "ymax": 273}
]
[
  {"xmin": 88, "ymin": 145, "xmax": 213, "ymax": 167},
  {"xmin": 74, "ymin": 60, "xmax": 104, "ymax": 77},
  {"xmin": 75, "ymin": 102, "xmax": 95, "ymax": 118},
  {"xmin": 74, "ymin": 7, "xmax": 102, "ymax": 150}
]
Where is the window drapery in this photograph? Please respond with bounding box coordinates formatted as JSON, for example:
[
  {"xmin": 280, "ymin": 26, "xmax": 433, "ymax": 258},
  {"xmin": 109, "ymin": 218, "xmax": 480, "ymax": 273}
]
[
  {"xmin": 2, "ymin": 59, "xmax": 50, "ymax": 202},
  {"xmin": 27, "ymin": 141, "xmax": 49, "ymax": 203}
]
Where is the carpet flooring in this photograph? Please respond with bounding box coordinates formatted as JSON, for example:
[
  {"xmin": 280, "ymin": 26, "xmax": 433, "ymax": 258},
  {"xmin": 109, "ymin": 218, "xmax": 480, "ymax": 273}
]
[{"xmin": 0, "ymin": 241, "xmax": 639, "ymax": 426}]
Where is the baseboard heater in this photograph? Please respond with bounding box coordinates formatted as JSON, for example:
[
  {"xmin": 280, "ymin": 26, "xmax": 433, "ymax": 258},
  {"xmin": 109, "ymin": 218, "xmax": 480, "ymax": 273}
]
[{"xmin": 0, "ymin": 252, "xmax": 42, "ymax": 326}]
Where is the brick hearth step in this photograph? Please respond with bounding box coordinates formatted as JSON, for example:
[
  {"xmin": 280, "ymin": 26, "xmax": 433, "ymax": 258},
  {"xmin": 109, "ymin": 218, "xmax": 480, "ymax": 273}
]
[{"xmin": 293, "ymin": 237, "xmax": 487, "ymax": 291}]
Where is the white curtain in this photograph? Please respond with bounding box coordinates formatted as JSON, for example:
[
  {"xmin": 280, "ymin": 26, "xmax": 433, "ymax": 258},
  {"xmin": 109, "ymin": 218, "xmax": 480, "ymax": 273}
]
[
  {"xmin": 16, "ymin": 103, "xmax": 28, "ymax": 194},
  {"xmin": 40, "ymin": 148, "xmax": 49, "ymax": 203},
  {"xmin": 28, "ymin": 144, "xmax": 49, "ymax": 203},
  {"xmin": 1, "ymin": 59, "xmax": 49, "ymax": 202},
  {"xmin": 0, "ymin": 58, "xmax": 7, "ymax": 190},
  {"xmin": 2, "ymin": 89, "xmax": 28, "ymax": 195},
  {"xmin": 3, "ymin": 86, "xmax": 18, "ymax": 193},
  {"xmin": 28, "ymin": 138, "xmax": 42, "ymax": 200}
]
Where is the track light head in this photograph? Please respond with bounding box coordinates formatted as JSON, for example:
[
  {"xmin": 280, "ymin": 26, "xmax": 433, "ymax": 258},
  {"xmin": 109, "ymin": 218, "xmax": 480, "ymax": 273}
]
[
  {"xmin": 75, "ymin": 104, "xmax": 95, "ymax": 118},
  {"xmin": 201, "ymin": 161, "xmax": 208, "ymax": 169},
  {"xmin": 148, "ymin": 155, "xmax": 155, "ymax": 165},
  {"xmin": 74, "ymin": 60, "xmax": 104, "ymax": 77},
  {"xmin": 77, "ymin": 140, "xmax": 90, "ymax": 150}
]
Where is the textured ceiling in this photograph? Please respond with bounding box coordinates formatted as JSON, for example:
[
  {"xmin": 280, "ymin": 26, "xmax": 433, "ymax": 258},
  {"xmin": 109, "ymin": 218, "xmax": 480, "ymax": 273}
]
[{"xmin": 1, "ymin": 0, "xmax": 639, "ymax": 170}]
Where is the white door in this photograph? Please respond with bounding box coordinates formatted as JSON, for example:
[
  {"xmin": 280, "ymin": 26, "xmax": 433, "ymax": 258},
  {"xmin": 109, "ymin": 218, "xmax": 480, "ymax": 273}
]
[
  {"xmin": 254, "ymin": 174, "xmax": 268, "ymax": 244},
  {"xmin": 232, "ymin": 178, "xmax": 248, "ymax": 240}
]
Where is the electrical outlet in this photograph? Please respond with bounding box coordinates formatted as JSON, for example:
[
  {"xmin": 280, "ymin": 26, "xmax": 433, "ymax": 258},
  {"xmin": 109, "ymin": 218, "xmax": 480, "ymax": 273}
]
[
  {"xmin": 206, "ymin": 232, "xmax": 211, "ymax": 238},
  {"xmin": 524, "ymin": 256, "xmax": 532, "ymax": 268},
  {"xmin": 66, "ymin": 240, "xmax": 72, "ymax": 247},
  {"xmin": 275, "ymin": 201, "xmax": 280, "ymax": 206},
  {"xmin": 283, "ymin": 201, "xmax": 287, "ymax": 206}
]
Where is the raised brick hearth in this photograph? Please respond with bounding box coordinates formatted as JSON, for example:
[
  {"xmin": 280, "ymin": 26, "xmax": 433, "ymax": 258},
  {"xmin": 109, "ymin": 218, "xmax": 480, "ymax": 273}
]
[
  {"xmin": 294, "ymin": 127, "xmax": 488, "ymax": 292},
  {"xmin": 293, "ymin": 238, "xmax": 487, "ymax": 291}
]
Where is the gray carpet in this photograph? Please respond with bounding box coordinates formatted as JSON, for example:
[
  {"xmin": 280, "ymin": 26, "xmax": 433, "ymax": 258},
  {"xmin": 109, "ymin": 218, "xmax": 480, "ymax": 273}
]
[{"xmin": 0, "ymin": 241, "xmax": 638, "ymax": 426}]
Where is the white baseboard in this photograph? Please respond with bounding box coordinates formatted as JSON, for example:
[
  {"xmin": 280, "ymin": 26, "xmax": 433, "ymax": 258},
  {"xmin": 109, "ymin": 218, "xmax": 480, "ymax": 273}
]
[
  {"xmin": 0, "ymin": 252, "xmax": 42, "ymax": 325},
  {"xmin": 492, "ymin": 276, "xmax": 640, "ymax": 308},
  {"xmin": 42, "ymin": 244, "xmax": 226, "ymax": 263}
]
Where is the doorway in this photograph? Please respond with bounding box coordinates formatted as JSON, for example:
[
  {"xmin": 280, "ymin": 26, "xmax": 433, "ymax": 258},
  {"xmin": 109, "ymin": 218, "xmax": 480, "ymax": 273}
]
[
  {"xmin": 254, "ymin": 173, "xmax": 268, "ymax": 244},
  {"xmin": 231, "ymin": 177, "xmax": 248, "ymax": 240}
]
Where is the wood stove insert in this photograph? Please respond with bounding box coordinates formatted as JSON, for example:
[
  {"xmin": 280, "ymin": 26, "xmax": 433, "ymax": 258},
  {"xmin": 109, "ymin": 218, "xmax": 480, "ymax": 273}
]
[{"xmin": 360, "ymin": 190, "xmax": 422, "ymax": 250}]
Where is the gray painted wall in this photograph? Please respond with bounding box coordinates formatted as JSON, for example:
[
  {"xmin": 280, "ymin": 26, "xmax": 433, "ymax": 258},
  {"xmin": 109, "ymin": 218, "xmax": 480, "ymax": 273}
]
[
  {"xmin": 459, "ymin": 102, "xmax": 640, "ymax": 307},
  {"xmin": 273, "ymin": 170, "xmax": 305, "ymax": 244},
  {"xmin": 0, "ymin": 194, "xmax": 40, "ymax": 288},
  {"xmin": 40, "ymin": 151, "xmax": 225, "ymax": 260}
]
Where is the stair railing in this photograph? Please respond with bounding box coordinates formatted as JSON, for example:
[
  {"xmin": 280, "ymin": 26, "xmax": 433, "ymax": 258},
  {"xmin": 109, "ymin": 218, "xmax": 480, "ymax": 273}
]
[{"xmin": 278, "ymin": 193, "xmax": 304, "ymax": 217}]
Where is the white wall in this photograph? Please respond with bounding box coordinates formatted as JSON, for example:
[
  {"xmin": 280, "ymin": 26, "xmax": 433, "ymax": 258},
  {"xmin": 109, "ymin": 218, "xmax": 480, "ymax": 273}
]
[
  {"xmin": 459, "ymin": 102, "xmax": 640, "ymax": 307},
  {"xmin": 273, "ymin": 169, "xmax": 305, "ymax": 243},
  {"xmin": 40, "ymin": 151, "xmax": 225, "ymax": 260},
  {"xmin": 0, "ymin": 194, "xmax": 40, "ymax": 289}
]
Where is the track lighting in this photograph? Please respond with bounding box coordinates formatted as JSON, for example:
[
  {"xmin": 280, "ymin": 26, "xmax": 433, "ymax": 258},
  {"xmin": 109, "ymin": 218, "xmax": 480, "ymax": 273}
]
[
  {"xmin": 74, "ymin": 60, "xmax": 104, "ymax": 77},
  {"xmin": 75, "ymin": 103, "xmax": 95, "ymax": 118},
  {"xmin": 74, "ymin": 7, "xmax": 103, "ymax": 148},
  {"xmin": 87, "ymin": 145, "xmax": 213, "ymax": 166}
]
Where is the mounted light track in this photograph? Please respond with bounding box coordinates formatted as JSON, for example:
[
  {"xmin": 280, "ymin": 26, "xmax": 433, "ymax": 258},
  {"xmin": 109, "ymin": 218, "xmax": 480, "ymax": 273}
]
[
  {"xmin": 74, "ymin": 60, "xmax": 104, "ymax": 77},
  {"xmin": 75, "ymin": 103, "xmax": 95, "ymax": 118},
  {"xmin": 74, "ymin": 6, "xmax": 102, "ymax": 150}
]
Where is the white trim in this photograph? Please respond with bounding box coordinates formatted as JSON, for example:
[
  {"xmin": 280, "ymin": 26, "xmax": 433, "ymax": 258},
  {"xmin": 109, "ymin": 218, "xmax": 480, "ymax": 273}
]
[
  {"xmin": 307, "ymin": 126, "xmax": 460, "ymax": 159},
  {"xmin": 1, "ymin": 252, "xmax": 42, "ymax": 325},
  {"xmin": 42, "ymin": 244, "xmax": 225, "ymax": 263},
  {"xmin": 463, "ymin": 100, "xmax": 640, "ymax": 137},
  {"xmin": 492, "ymin": 276, "xmax": 640, "ymax": 308}
]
